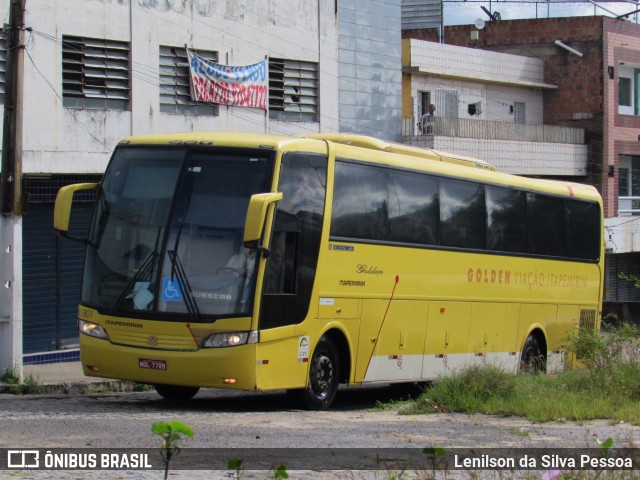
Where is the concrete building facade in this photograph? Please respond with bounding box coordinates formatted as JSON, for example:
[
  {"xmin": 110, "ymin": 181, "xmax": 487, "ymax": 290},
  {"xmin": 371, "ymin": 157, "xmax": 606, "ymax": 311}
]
[
  {"xmin": 405, "ymin": 16, "xmax": 640, "ymax": 314},
  {"xmin": 401, "ymin": 38, "xmax": 587, "ymax": 176},
  {"xmin": 0, "ymin": 0, "xmax": 404, "ymax": 371}
]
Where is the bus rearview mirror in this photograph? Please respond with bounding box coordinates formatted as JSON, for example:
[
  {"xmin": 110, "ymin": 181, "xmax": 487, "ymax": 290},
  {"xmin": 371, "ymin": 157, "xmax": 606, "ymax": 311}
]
[
  {"xmin": 54, "ymin": 183, "xmax": 99, "ymax": 236},
  {"xmin": 243, "ymin": 192, "xmax": 283, "ymax": 247}
]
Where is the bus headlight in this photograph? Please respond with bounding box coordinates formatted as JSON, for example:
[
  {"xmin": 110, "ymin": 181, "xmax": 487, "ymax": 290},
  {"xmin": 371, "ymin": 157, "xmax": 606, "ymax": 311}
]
[
  {"xmin": 203, "ymin": 331, "xmax": 258, "ymax": 348},
  {"xmin": 78, "ymin": 319, "xmax": 109, "ymax": 340}
]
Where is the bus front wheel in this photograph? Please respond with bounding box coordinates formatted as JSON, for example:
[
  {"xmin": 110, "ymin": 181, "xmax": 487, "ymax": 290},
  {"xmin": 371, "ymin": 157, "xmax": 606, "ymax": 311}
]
[
  {"xmin": 300, "ymin": 336, "xmax": 340, "ymax": 410},
  {"xmin": 520, "ymin": 335, "xmax": 545, "ymax": 374},
  {"xmin": 154, "ymin": 384, "xmax": 200, "ymax": 401}
]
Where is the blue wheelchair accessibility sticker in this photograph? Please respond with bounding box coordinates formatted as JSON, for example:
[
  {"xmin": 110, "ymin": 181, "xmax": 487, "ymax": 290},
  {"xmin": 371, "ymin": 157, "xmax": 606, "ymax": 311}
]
[{"xmin": 162, "ymin": 277, "xmax": 183, "ymax": 302}]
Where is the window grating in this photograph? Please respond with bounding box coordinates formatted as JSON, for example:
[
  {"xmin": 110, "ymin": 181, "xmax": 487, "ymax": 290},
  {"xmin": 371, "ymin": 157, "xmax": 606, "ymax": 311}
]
[
  {"xmin": 579, "ymin": 309, "xmax": 596, "ymax": 332},
  {"xmin": 62, "ymin": 35, "xmax": 130, "ymax": 110},
  {"xmin": 269, "ymin": 57, "xmax": 318, "ymax": 122},
  {"xmin": 23, "ymin": 175, "xmax": 102, "ymax": 205},
  {"xmin": 435, "ymin": 89, "xmax": 458, "ymax": 118},
  {"xmin": 514, "ymin": 102, "xmax": 526, "ymax": 124},
  {"xmin": 159, "ymin": 46, "xmax": 218, "ymax": 116}
]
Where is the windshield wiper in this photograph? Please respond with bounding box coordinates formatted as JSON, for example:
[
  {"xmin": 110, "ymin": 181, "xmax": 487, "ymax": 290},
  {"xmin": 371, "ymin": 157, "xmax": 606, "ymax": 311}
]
[
  {"xmin": 92, "ymin": 184, "xmax": 110, "ymax": 249},
  {"xmin": 167, "ymin": 249, "xmax": 201, "ymax": 322},
  {"xmin": 164, "ymin": 168, "xmax": 203, "ymax": 322},
  {"xmin": 112, "ymin": 227, "xmax": 162, "ymax": 312}
]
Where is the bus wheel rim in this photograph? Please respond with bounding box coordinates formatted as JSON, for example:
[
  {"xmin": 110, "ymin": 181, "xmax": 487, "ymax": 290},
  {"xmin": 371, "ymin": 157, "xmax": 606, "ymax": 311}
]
[{"xmin": 311, "ymin": 353, "xmax": 334, "ymax": 398}]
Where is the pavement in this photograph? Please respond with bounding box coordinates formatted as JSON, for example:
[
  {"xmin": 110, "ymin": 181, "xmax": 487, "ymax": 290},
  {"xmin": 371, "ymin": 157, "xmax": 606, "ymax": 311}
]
[
  {"xmin": 24, "ymin": 361, "xmax": 91, "ymax": 385},
  {"xmin": 0, "ymin": 361, "xmax": 135, "ymax": 394}
]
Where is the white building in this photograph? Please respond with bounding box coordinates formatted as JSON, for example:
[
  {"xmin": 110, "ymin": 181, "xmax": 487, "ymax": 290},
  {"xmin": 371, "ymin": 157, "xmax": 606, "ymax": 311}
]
[
  {"xmin": 0, "ymin": 0, "xmax": 403, "ymax": 372},
  {"xmin": 402, "ymin": 38, "xmax": 588, "ymax": 177}
]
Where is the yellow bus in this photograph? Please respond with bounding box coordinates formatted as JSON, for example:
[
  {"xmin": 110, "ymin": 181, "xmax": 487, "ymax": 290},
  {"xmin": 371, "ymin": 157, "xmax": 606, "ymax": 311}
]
[{"xmin": 54, "ymin": 132, "xmax": 604, "ymax": 409}]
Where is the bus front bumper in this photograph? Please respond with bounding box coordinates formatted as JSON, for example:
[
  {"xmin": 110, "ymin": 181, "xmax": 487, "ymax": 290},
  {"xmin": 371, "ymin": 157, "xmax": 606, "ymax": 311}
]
[{"xmin": 79, "ymin": 334, "xmax": 258, "ymax": 390}]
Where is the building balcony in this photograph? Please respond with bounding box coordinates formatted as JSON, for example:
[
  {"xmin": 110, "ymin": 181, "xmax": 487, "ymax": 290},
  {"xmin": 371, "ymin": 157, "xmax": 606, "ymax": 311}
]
[
  {"xmin": 618, "ymin": 196, "xmax": 640, "ymax": 216},
  {"xmin": 401, "ymin": 117, "xmax": 587, "ymax": 177},
  {"xmin": 605, "ymin": 197, "xmax": 640, "ymax": 255}
]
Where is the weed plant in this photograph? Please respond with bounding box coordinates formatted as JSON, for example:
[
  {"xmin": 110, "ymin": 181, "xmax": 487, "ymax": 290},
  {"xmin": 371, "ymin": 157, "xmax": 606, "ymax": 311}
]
[
  {"xmin": 0, "ymin": 365, "xmax": 43, "ymax": 395},
  {"xmin": 400, "ymin": 323, "xmax": 640, "ymax": 424}
]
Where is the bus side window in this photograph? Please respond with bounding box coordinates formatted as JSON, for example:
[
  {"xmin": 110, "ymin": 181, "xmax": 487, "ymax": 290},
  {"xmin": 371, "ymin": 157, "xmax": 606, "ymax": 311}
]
[{"xmin": 265, "ymin": 212, "xmax": 299, "ymax": 294}]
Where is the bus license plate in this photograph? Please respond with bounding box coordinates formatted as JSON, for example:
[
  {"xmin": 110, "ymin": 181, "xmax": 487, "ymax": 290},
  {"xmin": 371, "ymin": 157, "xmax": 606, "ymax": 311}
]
[{"xmin": 139, "ymin": 358, "xmax": 167, "ymax": 370}]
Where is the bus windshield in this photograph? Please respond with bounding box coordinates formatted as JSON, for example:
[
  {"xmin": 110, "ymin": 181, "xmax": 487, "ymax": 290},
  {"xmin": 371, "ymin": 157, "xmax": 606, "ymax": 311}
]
[{"xmin": 81, "ymin": 146, "xmax": 274, "ymax": 319}]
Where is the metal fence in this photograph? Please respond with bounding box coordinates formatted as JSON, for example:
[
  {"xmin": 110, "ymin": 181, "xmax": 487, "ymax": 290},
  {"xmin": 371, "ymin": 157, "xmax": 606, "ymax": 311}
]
[
  {"xmin": 618, "ymin": 196, "xmax": 640, "ymax": 215},
  {"xmin": 403, "ymin": 117, "xmax": 584, "ymax": 144}
]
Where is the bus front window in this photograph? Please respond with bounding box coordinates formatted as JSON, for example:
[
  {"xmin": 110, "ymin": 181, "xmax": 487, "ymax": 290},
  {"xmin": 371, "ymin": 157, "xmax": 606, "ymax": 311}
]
[{"xmin": 81, "ymin": 147, "xmax": 273, "ymax": 319}]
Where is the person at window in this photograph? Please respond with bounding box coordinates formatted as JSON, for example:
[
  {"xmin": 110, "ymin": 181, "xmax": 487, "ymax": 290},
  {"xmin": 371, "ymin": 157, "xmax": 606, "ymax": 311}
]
[
  {"xmin": 217, "ymin": 246, "xmax": 255, "ymax": 278},
  {"xmin": 217, "ymin": 246, "xmax": 256, "ymax": 309},
  {"xmin": 420, "ymin": 104, "xmax": 436, "ymax": 135}
]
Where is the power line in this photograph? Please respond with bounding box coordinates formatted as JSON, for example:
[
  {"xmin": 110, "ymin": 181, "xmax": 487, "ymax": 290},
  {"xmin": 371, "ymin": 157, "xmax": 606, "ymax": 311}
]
[
  {"xmin": 28, "ymin": 29, "xmax": 368, "ymax": 137},
  {"xmin": 24, "ymin": 46, "xmax": 109, "ymax": 150}
]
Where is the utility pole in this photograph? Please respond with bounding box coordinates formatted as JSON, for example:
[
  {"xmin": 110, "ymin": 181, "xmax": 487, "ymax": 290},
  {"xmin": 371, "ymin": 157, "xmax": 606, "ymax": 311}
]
[
  {"xmin": 0, "ymin": 0, "xmax": 26, "ymax": 376},
  {"xmin": 1, "ymin": 0, "xmax": 26, "ymax": 215}
]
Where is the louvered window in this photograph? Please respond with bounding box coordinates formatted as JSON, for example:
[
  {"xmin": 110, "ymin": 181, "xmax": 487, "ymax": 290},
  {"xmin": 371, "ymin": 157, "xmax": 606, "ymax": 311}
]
[
  {"xmin": 269, "ymin": 58, "xmax": 318, "ymax": 122},
  {"xmin": 0, "ymin": 30, "xmax": 6, "ymax": 103},
  {"xmin": 159, "ymin": 46, "xmax": 218, "ymax": 116},
  {"xmin": 579, "ymin": 309, "xmax": 597, "ymax": 332},
  {"xmin": 62, "ymin": 35, "xmax": 130, "ymax": 110}
]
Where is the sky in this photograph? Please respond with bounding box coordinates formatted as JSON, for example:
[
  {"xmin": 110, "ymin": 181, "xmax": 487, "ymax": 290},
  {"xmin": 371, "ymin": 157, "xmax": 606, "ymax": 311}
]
[{"xmin": 443, "ymin": 1, "xmax": 640, "ymax": 26}]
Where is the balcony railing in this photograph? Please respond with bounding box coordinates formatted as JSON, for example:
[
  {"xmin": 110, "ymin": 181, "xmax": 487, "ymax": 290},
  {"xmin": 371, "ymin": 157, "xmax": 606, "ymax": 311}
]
[
  {"xmin": 618, "ymin": 196, "xmax": 640, "ymax": 215},
  {"xmin": 402, "ymin": 117, "xmax": 585, "ymax": 144}
]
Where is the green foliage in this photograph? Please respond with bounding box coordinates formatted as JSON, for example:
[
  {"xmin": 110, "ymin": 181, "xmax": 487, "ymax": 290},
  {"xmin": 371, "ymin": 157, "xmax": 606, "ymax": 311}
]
[
  {"xmin": 227, "ymin": 459, "xmax": 288, "ymax": 480},
  {"xmin": 399, "ymin": 324, "xmax": 640, "ymax": 424},
  {"xmin": 422, "ymin": 446, "xmax": 447, "ymax": 475},
  {"xmin": 151, "ymin": 420, "xmax": 194, "ymax": 480},
  {"xmin": 228, "ymin": 458, "xmax": 244, "ymax": 478},
  {"xmin": 273, "ymin": 464, "xmax": 289, "ymax": 479},
  {"xmin": 1, "ymin": 366, "xmax": 43, "ymax": 395},
  {"xmin": 596, "ymin": 436, "xmax": 614, "ymax": 456},
  {"xmin": 0, "ymin": 366, "xmax": 20, "ymax": 384},
  {"xmin": 402, "ymin": 365, "xmax": 515, "ymax": 414},
  {"xmin": 618, "ymin": 271, "xmax": 640, "ymax": 289},
  {"xmin": 132, "ymin": 383, "xmax": 154, "ymax": 392},
  {"xmin": 19, "ymin": 374, "xmax": 44, "ymax": 395},
  {"xmin": 564, "ymin": 322, "xmax": 640, "ymax": 372}
]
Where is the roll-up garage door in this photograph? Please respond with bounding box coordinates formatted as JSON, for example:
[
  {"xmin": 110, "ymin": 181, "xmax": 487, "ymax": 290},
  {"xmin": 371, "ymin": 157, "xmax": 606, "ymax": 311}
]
[{"xmin": 22, "ymin": 175, "xmax": 100, "ymax": 354}]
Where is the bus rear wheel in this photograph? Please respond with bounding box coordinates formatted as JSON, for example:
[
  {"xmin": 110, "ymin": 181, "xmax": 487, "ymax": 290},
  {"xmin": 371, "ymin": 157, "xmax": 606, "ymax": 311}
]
[
  {"xmin": 154, "ymin": 384, "xmax": 200, "ymax": 401},
  {"xmin": 300, "ymin": 336, "xmax": 340, "ymax": 410},
  {"xmin": 520, "ymin": 335, "xmax": 546, "ymax": 374}
]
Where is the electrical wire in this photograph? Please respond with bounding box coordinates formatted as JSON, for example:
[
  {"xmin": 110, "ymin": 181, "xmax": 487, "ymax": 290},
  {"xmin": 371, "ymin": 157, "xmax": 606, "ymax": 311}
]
[
  {"xmin": 24, "ymin": 46, "xmax": 109, "ymax": 149},
  {"xmin": 29, "ymin": 29, "xmax": 377, "ymax": 136}
]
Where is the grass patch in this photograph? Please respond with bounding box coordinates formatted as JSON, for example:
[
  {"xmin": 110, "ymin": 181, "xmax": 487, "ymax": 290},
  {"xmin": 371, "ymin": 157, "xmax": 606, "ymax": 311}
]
[
  {"xmin": 0, "ymin": 365, "xmax": 44, "ymax": 395},
  {"xmin": 399, "ymin": 324, "xmax": 640, "ymax": 424},
  {"xmin": 133, "ymin": 383, "xmax": 154, "ymax": 392}
]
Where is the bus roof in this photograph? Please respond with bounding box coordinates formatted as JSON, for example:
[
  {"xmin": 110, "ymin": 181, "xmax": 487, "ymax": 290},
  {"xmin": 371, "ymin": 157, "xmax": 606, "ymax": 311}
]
[
  {"xmin": 299, "ymin": 133, "xmax": 497, "ymax": 171},
  {"xmin": 117, "ymin": 131, "xmax": 601, "ymax": 204}
]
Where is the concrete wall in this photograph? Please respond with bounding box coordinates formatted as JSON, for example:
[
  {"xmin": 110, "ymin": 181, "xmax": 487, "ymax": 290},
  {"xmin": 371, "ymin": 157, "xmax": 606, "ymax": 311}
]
[
  {"xmin": 410, "ymin": 39, "xmax": 549, "ymax": 87},
  {"xmin": 408, "ymin": 39, "xmax": 547, "ymax": 125},
  {"xmin": 0, "ymin": 0, "xmax": 345, "ymax": 368},
  {"xmin": 410, "ymin": 75, "xmax": 544, "ymax": 125},
  {"xmin": 421, "ymin": 17, "xmax": 608, "ymax": 208},
  {"xmin": 19, "ymin": 0, "xmax": 340, "ymax": 174},
  {"xmin": 338, "ymin": 0, "xmax": 402, "ymax": 140}
]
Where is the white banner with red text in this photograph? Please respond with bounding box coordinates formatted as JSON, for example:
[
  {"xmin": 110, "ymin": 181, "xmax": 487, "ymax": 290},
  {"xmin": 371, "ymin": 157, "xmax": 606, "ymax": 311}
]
[{"xmin": 187, "ymin": 51, "xmax": 267, "ymax": 110}]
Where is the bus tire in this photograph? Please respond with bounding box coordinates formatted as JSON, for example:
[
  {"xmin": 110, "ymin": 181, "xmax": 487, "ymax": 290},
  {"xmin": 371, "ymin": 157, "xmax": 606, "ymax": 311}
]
[
  {"xmin": 520, "ymin": 334, "xmax": 545, "ymax": 374},
  {"xmin": 301, "ymin": 336, "xmax": 340, "ymax": 410},
  {"xmin": 154, "ymin": 384, "xmax": 200, "ymax": 401}
]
